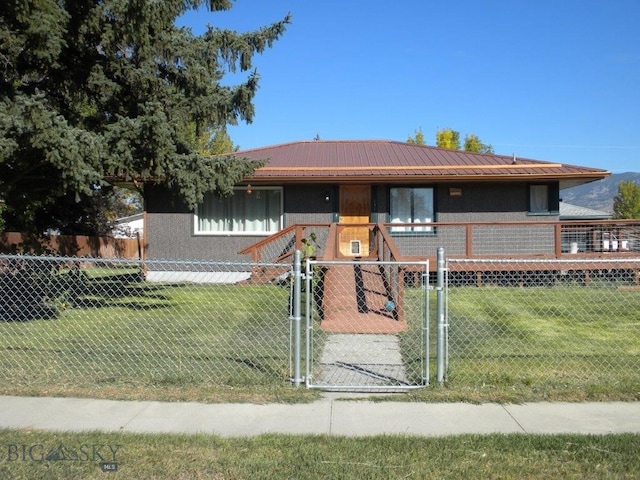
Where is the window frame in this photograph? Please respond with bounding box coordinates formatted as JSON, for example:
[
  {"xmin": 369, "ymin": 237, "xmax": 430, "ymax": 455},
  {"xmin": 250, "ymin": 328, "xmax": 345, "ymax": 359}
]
[
  {"xmin": 193, "ymin": 186, "xmax": 283, "ymax": 236},
  {"xmin": 388, "ymin": 186, "xmax": 436, "ymax": 235},
  {"xmin": 528, "ymin": 183, "xmax": 559, "ymax": 216}
]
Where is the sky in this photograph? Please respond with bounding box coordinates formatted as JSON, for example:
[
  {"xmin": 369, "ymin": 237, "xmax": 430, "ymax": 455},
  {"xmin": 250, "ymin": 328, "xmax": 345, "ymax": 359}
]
[{"xmin": 178, "ymin": 1, "xmax": 640, "ymax": 173}]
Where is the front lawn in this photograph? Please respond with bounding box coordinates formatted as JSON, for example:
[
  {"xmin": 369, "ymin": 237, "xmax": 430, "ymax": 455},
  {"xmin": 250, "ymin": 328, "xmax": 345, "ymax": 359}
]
[
  {"xmin": 0, "ymin": 265, "xmax": 316, "ymax": 403},
  {"xmin": 0, "ymin": 262, "xmax": 638, "ymax": 403},
  {"xmin": 400, "ymin": 283, "xmax": 640, "ymax": 403}
]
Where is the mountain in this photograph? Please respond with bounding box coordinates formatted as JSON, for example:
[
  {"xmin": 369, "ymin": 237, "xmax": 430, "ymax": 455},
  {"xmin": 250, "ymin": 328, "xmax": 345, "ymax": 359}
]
[{"xmin": 561, "ymin": 172, "xmax": 640, "ymax": 213}]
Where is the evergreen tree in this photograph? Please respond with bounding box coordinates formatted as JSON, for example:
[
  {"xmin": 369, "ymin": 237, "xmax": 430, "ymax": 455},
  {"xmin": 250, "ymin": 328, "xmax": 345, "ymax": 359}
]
[{"xmin": 0, "ymin": 0, "xmax": 289, "ymax": 234}]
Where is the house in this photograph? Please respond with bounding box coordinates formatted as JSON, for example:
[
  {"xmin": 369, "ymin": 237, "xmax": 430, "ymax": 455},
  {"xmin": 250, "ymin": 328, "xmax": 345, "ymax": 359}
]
[
  {"xmin": 558, "ymin": 201, "xmax": 611, "ymax": 221},
  {"xmin": 111, "ymin": 213, "xmax": 144, "ymax": 239},
  {"xmin": 144, "ymin": 140, "xmax": 611, "ymax": 264}
]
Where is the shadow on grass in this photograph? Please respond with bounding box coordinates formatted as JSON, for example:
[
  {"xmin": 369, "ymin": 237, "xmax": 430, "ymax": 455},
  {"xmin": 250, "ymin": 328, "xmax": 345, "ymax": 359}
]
[
  {"xmin": 66, "ymin": 272, "xmax": 178, "ymax": 312},
  {"xmin": 228, "ymin": 357, "xmax": 288, "ymax": 379},
  {"xmin": 0, "ymin": 267, "xmax": 183, "ymax": 321}
]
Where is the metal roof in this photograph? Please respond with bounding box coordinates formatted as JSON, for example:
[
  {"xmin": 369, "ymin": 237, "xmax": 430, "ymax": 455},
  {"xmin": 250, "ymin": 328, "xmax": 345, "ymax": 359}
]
[
  {"xmin": 559, "ymin": 202, "xmax": 612, "ymax": 220},
  {"xmin": 234, "ymin": 140, "xmax": 609, "ymax": 189}
]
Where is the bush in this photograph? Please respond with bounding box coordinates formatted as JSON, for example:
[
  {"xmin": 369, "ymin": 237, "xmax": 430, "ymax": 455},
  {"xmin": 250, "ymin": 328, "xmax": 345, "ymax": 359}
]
[{"xmin": 0, "ymin": 260, "xmax": 86, "ymax": 321}]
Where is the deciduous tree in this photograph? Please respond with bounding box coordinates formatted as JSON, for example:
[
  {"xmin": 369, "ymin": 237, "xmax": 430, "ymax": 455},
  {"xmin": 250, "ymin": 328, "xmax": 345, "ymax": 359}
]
[
  {"xmin": 436, "ymin": 128, "xmax": 460, "ymax": 150},
  {"xmin": 406, "ymin": 128, "xmax": 426, "ymax": 145},
  {"xmin": 407, "ymin": 128, "xmax": 493, "ymax": 154},
  {"xmin": 197, "ymin": 127, "xmax": 239, "ymax": 155},
  {"xmin": 613, "ymin": 181, "xmax": 640, "ymax": 219},
  {"xmin": 463, "ymin": 134, "xmax": 494, "ymax": 154},
  {"xmin": 0, "ymin": 0, "xmax": 289, "ymax": 234}
]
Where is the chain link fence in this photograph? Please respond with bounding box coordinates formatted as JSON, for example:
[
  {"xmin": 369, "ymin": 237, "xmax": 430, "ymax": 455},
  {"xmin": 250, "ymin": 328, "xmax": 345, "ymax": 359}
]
[
  {"xmin": 0, "ymin": 254, "xmax": 293, "ymax": 390},
  {"xmin": 2, "ymin": 253, "xmax": 639, "ymax": 395},
  {"xmin": 445, "ymin": 258, "xmax": 640, "ymax": 389},
  {"xmin": 304, "ymin": 260, "xmax": 431, "ymax": 390}
]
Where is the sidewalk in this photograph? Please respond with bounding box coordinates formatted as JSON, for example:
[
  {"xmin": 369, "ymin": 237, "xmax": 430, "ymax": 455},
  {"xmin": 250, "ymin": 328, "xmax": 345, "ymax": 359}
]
[{"xmin": 1, "ymin": 394, "xmax": 639, "ymax": 437}]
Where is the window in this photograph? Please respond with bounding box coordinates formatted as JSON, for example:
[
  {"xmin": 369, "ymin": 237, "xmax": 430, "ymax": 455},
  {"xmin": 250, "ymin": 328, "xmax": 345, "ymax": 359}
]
[
  {"xmin": 389, "ymin": 187, "xmax": 434, "ymax": 232},
  {"xmin": 529, "ymin": 185, "xmax": 549, "ymax": 213},
  {"xmin": 195, "ymin": 187, "xmax": 282, "ymax": 235}
]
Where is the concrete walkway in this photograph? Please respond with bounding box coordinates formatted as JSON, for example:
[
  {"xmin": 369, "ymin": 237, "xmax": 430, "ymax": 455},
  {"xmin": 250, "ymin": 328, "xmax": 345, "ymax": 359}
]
[
  {"xmin": 1, "ymin": 395, "xmax": 639, "ymax": 438},
  {"xmin": 313, "ymin": 334, "xmax": 410, "ymax": 387}
]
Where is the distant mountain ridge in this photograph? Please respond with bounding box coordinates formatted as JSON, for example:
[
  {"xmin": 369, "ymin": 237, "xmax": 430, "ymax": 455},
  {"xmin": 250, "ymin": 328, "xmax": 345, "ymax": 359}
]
[{"xmin": 561, "ymin": 172, "xmax": 640, "ymax": 214}]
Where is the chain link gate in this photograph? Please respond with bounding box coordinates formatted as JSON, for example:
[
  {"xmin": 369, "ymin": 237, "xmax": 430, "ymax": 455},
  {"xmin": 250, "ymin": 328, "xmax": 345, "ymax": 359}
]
[{"xmin": 297, "ymin": 258, "xmax": 431, "ymax": 391}]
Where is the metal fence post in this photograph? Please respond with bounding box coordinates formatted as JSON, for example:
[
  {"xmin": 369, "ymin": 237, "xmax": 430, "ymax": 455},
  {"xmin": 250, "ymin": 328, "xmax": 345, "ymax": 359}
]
[
  {"xmin": 305, "ymin": 257, "xmax": 313, "ymax": 388},
  {"xmin": 423, "ymin": 262, "xmax": 430, "ymax": 386},
  {"xmin": 436, "ymin": 247, "xmax": 446, "ymax": 385},
  {"xmin": 292, "ymin": 250, "xmax": 303, "ymax": 387}
]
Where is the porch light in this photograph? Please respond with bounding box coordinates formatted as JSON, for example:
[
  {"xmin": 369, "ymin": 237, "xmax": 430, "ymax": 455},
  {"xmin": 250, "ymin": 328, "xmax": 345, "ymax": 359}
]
[
  {"xmin": 324, "ymin": 192, "xmax": 330, "ymax": 202},
  {"xmin": 449, "ymin": 187, "xmax": 462, "ymax": 197},
  {"xmin": 246, "ymin": 184, "xmax": 252, "ymax": 194}
]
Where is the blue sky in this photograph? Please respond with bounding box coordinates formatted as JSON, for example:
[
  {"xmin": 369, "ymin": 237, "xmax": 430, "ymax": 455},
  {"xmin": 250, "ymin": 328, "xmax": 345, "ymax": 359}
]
[{"xmin": 179, "ymin": 1, "xmax": 639, "ymax": 173}]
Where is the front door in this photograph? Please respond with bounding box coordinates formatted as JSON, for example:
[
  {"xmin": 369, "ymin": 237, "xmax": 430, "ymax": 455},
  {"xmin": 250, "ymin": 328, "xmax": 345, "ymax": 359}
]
[{"xmin": 338, "ymin": 185, "xmax": 371, "ymax": 257}]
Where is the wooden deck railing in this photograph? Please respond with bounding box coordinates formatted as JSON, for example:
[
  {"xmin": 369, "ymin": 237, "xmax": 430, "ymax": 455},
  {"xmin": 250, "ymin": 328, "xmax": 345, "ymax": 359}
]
[
  {"xmin": 238, "ymin": 223, "xmax": 332, "ymax": 263},
  {"xmin": 238, "ymin": 220, "xmax": 640, "ymax": 285},
  {"xmin": 238, "ymin": 220, "xmax": 640, "ymax": 265}
]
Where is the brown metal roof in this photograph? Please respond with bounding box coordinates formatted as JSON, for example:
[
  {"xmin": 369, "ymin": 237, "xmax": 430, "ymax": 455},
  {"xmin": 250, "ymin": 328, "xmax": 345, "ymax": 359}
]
[{"xmin": 233, "ymin": 140, "xmax": 609, "ymax": 189}]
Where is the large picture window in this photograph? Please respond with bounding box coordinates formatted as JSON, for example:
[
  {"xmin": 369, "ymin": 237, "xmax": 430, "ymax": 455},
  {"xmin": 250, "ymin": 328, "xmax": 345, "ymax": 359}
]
[
  {"xmin": 195, "ymin": 187, "xmax": 282, "ymax": 235},
  {"xmin": 389, "ymin": 187, "xmax": 434, "ymax": 233}
]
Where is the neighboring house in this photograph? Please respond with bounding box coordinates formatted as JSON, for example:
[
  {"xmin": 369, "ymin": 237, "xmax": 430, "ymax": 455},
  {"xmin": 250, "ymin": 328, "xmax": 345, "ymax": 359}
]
[
  {"xmin": 559, "ymin": 201, "xmax": 612, "ymax": 221},
  {"xmin": 144, "ymin": 140, "xmax": 610, "ymax": 263},
  {"xmin": 111, "ymin": 213, "xmax": 144, "ymax": 239}
]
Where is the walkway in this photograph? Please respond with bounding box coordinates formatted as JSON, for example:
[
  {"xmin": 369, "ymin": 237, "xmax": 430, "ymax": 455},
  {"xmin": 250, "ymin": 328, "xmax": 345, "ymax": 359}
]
[
  {"xmin": 312, "ymin": 264, "xmax": 413, "ymax": 387},
  {"xmin": 312, "ymin": 334, "xmax": 410, "ymax": 388},
  {"xmin": 1, "ymin": 395, "xmax": 639, "ymax": 437}
]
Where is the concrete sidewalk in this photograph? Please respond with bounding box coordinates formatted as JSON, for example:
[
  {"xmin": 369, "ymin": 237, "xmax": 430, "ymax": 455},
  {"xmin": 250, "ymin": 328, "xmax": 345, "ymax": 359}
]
[{"xmin": 1, "ymin": 395, "xmax": 639, "ymax": 437}]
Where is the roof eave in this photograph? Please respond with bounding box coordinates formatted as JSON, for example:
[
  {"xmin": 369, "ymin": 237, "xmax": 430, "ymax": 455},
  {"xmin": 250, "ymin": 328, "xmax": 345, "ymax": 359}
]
[{"xmin": 243, "ymin": 172, "xmax": 611, "ymax": 186}]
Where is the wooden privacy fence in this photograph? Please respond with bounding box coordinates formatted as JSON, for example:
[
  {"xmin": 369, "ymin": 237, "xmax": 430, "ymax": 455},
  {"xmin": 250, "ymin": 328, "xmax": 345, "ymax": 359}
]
[{"xmin": 0, "ymin": 232, "xmax": 142, "ymax": 259}]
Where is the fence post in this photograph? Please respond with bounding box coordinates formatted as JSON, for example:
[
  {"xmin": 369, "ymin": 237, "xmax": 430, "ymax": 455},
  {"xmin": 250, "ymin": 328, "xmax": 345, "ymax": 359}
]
[
  {"xmin": 436, "ymin": 247, "xmax": 446, "ymax": 385},
  {"xmin": 292, "ymin": 250, "xmax": 303, "ymax": 387}
]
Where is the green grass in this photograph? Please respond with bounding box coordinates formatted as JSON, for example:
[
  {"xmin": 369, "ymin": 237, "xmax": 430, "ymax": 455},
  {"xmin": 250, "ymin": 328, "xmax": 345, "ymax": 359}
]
[
  {"xmin": 1, "ymin": 265, "xmax": 639, "ymax": 403},
  {"xmin": 0, "ymin": 267, "xmax": 318, "ymax": 403},
  {"xmin": 398, "ymin": 284, "xmax": 640, "ymax": 403},
  {"xmin": 1, "ymin": 429, "xmax": 639, "ymax": 479}
]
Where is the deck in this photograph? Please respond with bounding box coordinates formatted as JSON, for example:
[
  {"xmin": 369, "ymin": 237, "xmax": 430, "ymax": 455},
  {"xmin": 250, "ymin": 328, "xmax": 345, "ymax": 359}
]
[{"xmin": 241, "ymin": 220, "xmax": 640, "ymax": 287}]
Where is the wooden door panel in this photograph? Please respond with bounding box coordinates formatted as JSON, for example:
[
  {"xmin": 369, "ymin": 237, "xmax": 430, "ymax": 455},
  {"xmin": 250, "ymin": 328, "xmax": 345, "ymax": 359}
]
[{"xmin": 338, "ymin": 185, "xmax": 370, "ymax": 257}]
